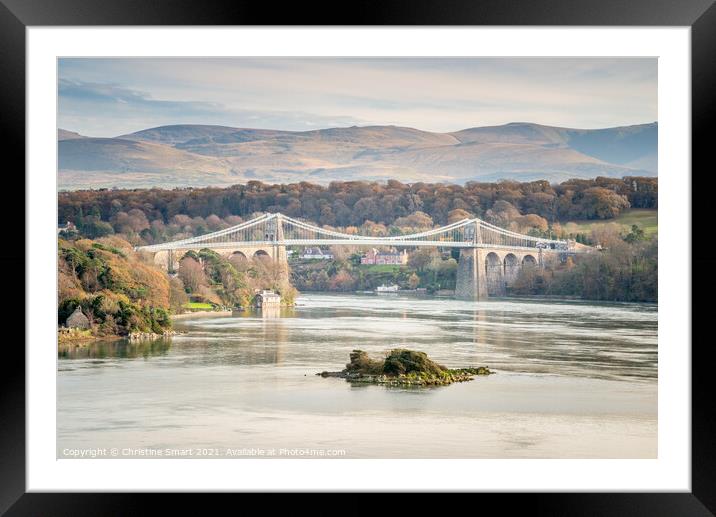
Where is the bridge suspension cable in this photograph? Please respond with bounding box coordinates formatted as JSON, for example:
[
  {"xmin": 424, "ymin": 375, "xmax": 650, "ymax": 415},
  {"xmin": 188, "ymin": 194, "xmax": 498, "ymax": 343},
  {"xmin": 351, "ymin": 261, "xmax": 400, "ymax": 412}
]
[{"xmin": 137, "ymin": 212, "xmax": 569, "ymax": 252}]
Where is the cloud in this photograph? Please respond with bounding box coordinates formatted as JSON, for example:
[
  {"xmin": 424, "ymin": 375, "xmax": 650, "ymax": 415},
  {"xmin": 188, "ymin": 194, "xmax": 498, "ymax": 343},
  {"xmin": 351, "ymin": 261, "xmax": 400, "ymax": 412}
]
[
  {"xmin": 59, "ymin": 79, "xmax": 222, "ymax": 114},
  {"xmin": 58, "ymin": 79, "xmax": 365, "ymax": 136},
  {"xmin": 58, "ymin": 57, "xmax": 657, "ymax": 136}
]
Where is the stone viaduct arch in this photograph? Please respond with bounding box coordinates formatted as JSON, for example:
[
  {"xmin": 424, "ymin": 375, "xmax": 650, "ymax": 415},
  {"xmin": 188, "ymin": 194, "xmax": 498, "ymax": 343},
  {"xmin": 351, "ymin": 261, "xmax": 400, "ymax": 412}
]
[
  {"xmin": 522, "ymin": 254, "xmax": 538, "ymax": 268},
  {"xmin": 152, "ymin": 245, "xmax": 280, "ymax": 271},
  {"xmin": 253, "ymin": 249, "xmax": 271, "ymax": 261},
  {"xmin": 504, "ymin": 253, "xmax": 520, "ymax": 285},
  {"xmin": 456, "ymin": 248, "xmax": 544, "ymax": 298}
]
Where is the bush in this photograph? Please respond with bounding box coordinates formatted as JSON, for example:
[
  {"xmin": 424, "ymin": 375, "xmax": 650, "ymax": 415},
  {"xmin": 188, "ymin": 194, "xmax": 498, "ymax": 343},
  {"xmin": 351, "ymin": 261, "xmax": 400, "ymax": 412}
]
[
  {"xmin": 345, "ymin": 349, "xmax": 447, "ymax": 376},
  {"xmin": 382, "ymin": 349, "xmax": 446, "ymax": 376},
  {"xmin": 345, "ymin": 350, "xmax": 384, "ymax": 375}
]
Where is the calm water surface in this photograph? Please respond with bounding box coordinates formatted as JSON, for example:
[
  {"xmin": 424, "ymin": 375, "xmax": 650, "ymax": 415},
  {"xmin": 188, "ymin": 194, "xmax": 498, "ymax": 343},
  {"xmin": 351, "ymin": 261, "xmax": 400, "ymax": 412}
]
[{"xmin": 57, "ymin": 293, "xmax": 657, "ymax": 458}]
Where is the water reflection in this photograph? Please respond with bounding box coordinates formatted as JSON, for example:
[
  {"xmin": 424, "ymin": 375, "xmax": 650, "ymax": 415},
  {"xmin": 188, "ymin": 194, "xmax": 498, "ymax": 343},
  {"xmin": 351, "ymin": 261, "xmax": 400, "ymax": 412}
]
[
  {"xmin": 470, "ymin": 309, "xmax": 488, "ymax": 346},
  {"xmin": 58, "ymin": 338, "xmax": 172, "ymax": 359},
  {"xmin": 58, "ymin": 294, "xmax": 658, "ymax": 380},
  {"xmin": 172, "ymin": 308, "xmax": 291, "ymax": 366}
]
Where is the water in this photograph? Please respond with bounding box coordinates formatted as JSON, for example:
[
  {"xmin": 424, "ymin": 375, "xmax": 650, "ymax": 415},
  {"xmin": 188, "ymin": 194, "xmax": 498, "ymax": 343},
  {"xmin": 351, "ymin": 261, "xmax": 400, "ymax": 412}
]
[{"xmin": 57, "ymin": 293, "xmax": 657, "ymax": 459}]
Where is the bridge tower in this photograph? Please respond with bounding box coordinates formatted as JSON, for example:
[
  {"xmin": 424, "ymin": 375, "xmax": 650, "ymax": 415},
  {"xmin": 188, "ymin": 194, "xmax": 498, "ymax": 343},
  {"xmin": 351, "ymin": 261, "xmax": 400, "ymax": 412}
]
[
  {"xmin": 167, "ymin": 249, "xmax": 175, "ymax": 273},
  {"xmin": 267, "ymin": 214, "xmax": 290, "ymax": 291},
  {"xmin": 455, "ymin": 219, "xmax": 488, "ymax": 301}
]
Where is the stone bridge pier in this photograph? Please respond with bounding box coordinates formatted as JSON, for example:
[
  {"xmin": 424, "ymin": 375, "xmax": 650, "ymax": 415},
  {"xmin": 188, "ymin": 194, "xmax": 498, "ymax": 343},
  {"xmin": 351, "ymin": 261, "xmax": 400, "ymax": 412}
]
[{"xmin": 456, "ymin": 248, "xmax": 543, "ymax": 300}]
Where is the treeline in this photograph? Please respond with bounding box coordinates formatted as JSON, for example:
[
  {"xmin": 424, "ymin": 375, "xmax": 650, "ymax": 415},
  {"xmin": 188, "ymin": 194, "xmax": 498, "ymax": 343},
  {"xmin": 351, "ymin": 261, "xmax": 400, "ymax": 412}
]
[
  {"xmin": 510, "ymin": 226, "xmax": 657, "ymax": 302},
  {"xmin": 59, "ymin": 177, "xmax": 657, "ymax": 245}
]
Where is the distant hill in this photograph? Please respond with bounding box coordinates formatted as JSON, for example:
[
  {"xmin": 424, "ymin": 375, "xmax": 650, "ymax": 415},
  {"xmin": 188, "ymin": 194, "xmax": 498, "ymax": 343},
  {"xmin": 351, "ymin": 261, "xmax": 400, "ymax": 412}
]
[
  {"xmin": 58, "ymin": 122, "xmax": 657, "ymax": 189},
  {"xmin": 58, "ymin": 129, "xmax": 86, "ymax": 141},
  {"xmin": 451, "ymin": 122, "xmax": 657, "ymax": 167},
  {"xmin": 118, "ymin": 124, "xmax": 245, "ymax": 146}
]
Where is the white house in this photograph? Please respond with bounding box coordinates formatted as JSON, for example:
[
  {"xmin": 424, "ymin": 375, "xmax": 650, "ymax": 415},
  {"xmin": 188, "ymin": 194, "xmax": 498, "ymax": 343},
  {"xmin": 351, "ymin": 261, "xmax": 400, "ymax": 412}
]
[
  {"xmin": 300, "ymin": 247, "xmax": 334, "ymax": 260},
  {"xmin": 57, "ymin": 221, "xmax": 77, "ymax": 235}
]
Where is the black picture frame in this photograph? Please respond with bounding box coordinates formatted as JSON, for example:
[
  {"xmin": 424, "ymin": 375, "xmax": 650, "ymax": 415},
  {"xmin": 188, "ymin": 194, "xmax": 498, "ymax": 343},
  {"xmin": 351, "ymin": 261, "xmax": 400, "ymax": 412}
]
[{"xmin": 3, "ymin": 0, "xmax": 713, "ymax": 512}]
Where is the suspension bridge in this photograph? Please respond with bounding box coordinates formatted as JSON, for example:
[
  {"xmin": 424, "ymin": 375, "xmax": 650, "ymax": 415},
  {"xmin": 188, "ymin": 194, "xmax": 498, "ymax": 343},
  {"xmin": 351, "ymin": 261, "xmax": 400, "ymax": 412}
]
[{"xmin": 137, "ymin": 212, "xmax": 578, "ymax": 300}]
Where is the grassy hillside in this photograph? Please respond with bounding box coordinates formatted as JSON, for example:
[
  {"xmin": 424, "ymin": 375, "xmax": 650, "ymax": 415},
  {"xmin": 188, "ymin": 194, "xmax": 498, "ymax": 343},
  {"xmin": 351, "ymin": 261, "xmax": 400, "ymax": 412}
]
[
  {"xmin": 565, "ymin": 209, "xmax": 657, "ymax": 237},
  {"xmin": 58, "ymin": 236, "xmax": 173, "ymax": 336}
]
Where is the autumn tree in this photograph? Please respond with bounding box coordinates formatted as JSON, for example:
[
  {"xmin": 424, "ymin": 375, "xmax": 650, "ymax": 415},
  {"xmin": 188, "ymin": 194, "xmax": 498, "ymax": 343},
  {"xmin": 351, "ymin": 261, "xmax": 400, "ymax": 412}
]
[
  {"xmin": 572, "ymin": 187, "xmax": 630, "ymax": 219},
  {"xmin": 178, "ymin": 256, "xmax": 206, "ymax": 293},
  {"xmin": 393, "ymin": 211, "xmax": 434, "ymax": 232},
  {"xmin": 447, "ymin": 208, "xmax": 473, "ymax": 224},
  {"xmin": 408, "ymin": 248, "xmax": 436, "ymax": 272},
  {"xmin": 408, "ymin": 272, "xmax": 420, "ymax": 289},
  {"xmin": 329, "ymin": 270, "xmax": 355, "ymax": 291},
  {"xmin": 514, "ymin": 214, "xmax": 549, "ymax": 233},
  {"xmin": 590, "ymin": 223, "xmax": 624, "ymax": 249},
  {"xmin": 169, "ymin": 276, "xmax": 189, "ymax": 312}
]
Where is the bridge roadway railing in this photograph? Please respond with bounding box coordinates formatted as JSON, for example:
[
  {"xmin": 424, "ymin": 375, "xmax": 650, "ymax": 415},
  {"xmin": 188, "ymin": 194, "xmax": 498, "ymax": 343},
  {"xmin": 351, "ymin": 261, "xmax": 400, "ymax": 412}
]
[{"xmin": 137, "ymin": 239, "xmax": 570, "ymax": 253}]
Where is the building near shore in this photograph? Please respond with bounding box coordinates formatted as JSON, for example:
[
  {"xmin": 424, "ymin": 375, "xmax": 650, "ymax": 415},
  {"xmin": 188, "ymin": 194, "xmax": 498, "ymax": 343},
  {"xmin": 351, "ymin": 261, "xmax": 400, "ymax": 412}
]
[
  {"xmin": 254, "ymin": 290, "xmax": 281, "ymax": 308},
  {"xmin": 360, "ymin": 248, "xmax": 408, "ymax": 265}
]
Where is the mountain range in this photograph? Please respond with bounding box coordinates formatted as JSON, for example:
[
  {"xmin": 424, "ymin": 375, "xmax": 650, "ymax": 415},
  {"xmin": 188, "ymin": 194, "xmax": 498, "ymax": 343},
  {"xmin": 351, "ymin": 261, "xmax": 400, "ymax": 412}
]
[{"xmin": 58, "ymin": 122, "xmax": 657, "ymax": 189}]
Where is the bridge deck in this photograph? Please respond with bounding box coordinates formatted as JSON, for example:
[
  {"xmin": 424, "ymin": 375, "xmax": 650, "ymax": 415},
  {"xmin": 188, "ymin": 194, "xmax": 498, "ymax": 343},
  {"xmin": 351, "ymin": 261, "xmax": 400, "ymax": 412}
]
[
  {"xmin": 137, "ymin": 212, "xmax": 575, "ymax": 253},
  {"xmin": 139, "ymin": 240, "xmax": 569, "ymax": 253}
]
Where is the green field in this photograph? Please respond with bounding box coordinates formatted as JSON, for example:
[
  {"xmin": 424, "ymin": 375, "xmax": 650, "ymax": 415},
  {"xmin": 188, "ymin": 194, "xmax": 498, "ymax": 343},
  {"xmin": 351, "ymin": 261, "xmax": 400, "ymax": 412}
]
[
  {"xmin": 359, "ymin": 264, "xmax": 405, "ymax": 273},
  {"xmin": 182, "ymin": 302, "xmax": 215, "ymax": 310},
  {"xmin": 565, "ymin": 209, "xmax": 658, "ymax": 237}
]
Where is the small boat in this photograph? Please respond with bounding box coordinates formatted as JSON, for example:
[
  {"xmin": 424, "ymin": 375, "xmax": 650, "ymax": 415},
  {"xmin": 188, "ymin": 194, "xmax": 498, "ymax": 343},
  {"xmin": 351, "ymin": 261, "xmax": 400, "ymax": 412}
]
[{"xmin": 375, "ymin": 284, "xmax": 399, "ymax": 293}]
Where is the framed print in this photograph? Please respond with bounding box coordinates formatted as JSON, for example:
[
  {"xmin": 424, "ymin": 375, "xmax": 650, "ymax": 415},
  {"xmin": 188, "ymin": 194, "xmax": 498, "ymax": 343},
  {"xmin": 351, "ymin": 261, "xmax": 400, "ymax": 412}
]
[{"xmin": 3, "ymin": 0, "xmax": 714, "ymax": 512}]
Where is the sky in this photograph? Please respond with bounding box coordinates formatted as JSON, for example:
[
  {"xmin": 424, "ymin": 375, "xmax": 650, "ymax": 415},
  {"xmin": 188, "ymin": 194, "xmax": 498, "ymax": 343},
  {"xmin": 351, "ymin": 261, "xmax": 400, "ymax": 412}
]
[{"xmin": 58, "ymin": 57, "xmax": 657, "ymax": 137}]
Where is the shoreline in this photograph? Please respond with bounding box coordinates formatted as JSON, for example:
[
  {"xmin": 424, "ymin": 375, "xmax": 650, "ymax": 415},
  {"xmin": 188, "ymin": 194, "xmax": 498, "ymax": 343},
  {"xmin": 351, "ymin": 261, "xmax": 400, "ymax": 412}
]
[
  {"xmin": 294, "ymin": 291, "xmax": 657, "ymax": 305},
  {"xmin": 172, "ymin": 310, "xmax": 233, "ymax": 320},
  {"xmin": 58, "ymin": 333, "xmax": 124, "ymax": 346}
]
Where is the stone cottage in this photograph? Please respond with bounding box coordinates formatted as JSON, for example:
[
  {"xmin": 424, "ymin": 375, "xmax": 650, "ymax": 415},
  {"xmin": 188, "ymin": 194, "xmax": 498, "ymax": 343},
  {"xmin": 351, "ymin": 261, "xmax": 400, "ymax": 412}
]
[
  {"xmin": 65, "ymin": 306, "xmax": 90, "ymax": 329},
  {"xmin": 254, "ymin": 290, "xmax": 281, "ymax": 308}
]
